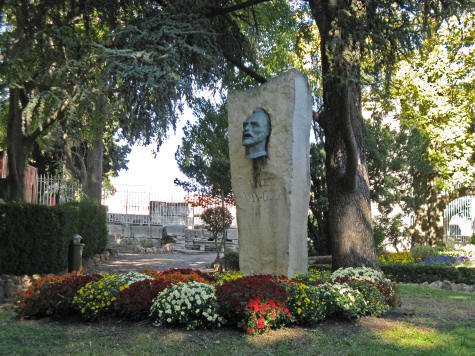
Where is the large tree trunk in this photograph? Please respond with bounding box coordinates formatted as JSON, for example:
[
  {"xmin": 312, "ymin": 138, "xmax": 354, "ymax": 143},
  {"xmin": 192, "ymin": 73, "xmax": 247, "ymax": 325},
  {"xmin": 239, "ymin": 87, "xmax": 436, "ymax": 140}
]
[
  {"xmin": 83, "ymin": 94, "xmax": 106, "ymax": 202},
  {"xmin": 6, "ymin": 88, "xmax": 34, "ymax": 202},
  {"xmin": 309, "ymin": 0, "xmax": 379, "ymax": 270},
  {"xmin": 84, "ymin": 137, "xmax": 104, "ymax": 201}
]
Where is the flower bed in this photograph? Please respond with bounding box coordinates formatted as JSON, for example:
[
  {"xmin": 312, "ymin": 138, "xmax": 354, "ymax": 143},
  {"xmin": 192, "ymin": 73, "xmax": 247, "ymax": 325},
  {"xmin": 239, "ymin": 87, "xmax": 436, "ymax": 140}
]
[{"xmin": 13, "ymin": 267, "xmax": 397, "ymax": 335}]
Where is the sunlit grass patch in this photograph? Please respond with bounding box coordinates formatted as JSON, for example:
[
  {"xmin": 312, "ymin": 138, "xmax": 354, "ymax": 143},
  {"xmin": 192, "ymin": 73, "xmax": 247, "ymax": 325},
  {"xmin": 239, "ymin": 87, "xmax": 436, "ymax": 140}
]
[
  {"xmin": 373, "ymin": 321, "xmax": 475, "ymax": 356},
  {"xmin": 397, "ymin": 284, "xmax": 474, "ymax": 302}
]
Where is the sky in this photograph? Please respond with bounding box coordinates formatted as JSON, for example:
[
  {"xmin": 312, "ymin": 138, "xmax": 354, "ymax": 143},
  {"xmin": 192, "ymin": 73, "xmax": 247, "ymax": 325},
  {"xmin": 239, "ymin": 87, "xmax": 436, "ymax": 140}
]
[{"xmin": 109, "ymin": 110, "xmax": 193, "ymax": 202}]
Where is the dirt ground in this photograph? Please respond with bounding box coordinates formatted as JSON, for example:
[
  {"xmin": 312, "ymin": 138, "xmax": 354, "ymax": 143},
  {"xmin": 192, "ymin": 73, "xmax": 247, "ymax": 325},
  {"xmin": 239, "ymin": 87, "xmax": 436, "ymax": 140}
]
[{"xmin": 89, "ymin": 251, "xmax": 217, "ymax": 274}]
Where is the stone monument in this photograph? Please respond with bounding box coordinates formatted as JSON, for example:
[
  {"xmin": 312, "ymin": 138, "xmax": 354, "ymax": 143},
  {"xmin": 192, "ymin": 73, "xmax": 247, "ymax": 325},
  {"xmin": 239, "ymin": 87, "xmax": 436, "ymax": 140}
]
[{"xmin": 228, "ymin": 69, "xmax": 312, "ymax": 277}]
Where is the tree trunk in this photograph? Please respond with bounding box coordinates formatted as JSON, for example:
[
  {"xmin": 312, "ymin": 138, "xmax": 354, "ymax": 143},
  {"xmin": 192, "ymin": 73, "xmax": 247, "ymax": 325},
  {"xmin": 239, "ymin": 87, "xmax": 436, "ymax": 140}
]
[
  {"xmin": 84, "ymin": 137, "xmax": 104, "ymax": 201},
  {"xmin": 309, "ymin": 0, "xmax": 379, "ymax": 270},
  {"xmin": 6, "ymin": 88, "xmax": 33, "ymax": 202}
]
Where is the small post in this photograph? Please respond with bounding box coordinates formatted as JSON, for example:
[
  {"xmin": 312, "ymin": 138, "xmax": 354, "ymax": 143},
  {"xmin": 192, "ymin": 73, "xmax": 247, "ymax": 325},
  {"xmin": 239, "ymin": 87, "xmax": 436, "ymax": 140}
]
[{"xmin": 69, "ymin": 234, "xmax": 85, "ymax": 272}]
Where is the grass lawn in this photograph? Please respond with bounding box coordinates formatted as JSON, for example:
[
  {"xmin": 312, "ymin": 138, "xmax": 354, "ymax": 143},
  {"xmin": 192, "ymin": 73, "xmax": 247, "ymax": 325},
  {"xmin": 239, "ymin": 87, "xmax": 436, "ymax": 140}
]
[{"xmin": 0, "ymin": 284, "xmax": 473, "ymax": 356}]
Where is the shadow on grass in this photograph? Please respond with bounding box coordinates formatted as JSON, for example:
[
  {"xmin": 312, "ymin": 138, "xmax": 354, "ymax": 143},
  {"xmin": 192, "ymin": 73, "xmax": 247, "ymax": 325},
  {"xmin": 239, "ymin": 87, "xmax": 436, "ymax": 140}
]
[{"xmin": 0, "ymin": 285, "xmax": 473, "ymax": 356}]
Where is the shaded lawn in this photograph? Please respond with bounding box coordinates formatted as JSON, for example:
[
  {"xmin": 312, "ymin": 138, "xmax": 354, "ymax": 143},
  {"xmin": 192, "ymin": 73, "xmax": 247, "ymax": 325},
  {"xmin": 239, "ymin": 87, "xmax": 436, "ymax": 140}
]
[{"xmin": 0, "ymin": 284, "xmax": 473, "ymax": 356}]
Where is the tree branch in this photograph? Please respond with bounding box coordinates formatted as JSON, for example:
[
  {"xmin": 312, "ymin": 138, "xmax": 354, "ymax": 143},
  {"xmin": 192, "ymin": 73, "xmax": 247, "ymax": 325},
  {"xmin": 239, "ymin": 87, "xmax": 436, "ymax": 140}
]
[
  {"xmin": 28, "ymin": 96, "xmax": 71, "ymax": 142},
  {"xmin": 225, "ymin": 54, "xmax": 267, "ymax": 83},
  {"xmin": 341, "ymin": 83, "xmax": 358, "ymax": 192},
  {"xmin": 208, "ymin": 0, "xmax": 271, "ymax": 17}
]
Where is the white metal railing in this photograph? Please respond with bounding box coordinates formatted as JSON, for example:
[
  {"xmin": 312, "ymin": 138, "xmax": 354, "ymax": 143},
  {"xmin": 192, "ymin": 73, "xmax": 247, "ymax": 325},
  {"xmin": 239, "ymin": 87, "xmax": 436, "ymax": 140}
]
[
  {"xmin": 35, "ymin": 179, "xmax": 237, "ymax": 227},
  {"xmin": 443, "ymin": 195, "xmax": 474, "ymax": 244},
  {"xmin": 36, "ymin": 174, "xmax": 82, "ymax": 206}
]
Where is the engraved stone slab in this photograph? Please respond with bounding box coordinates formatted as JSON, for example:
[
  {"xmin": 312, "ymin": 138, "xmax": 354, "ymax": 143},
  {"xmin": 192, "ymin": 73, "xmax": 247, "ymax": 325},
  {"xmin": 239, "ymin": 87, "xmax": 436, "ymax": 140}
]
[{"xmin": 228, "ymin": 69, "xmax": 311, "ymax": 277}]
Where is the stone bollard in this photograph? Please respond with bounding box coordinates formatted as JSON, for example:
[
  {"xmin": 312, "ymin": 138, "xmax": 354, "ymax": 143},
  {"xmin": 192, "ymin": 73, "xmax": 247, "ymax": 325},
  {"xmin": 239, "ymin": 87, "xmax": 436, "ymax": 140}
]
[{"xmin": 68, "ymin": 234, "xmax": 85, "ymax": 272}]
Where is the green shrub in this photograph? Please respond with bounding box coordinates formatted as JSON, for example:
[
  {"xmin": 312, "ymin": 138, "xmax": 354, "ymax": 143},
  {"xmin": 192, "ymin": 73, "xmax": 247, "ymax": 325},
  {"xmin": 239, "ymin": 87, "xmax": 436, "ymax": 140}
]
[
  {"xmin": 0, "ymin": 201, "xmax": 107, "ymax": 275},
  {"xmin": 471, "ymin": 233, "xmax": 475, "ymax": 245},
  {"xmin": 60, "ymin": 201, "xmax": 108, "ymax": 258},
  {"xmin": 380, "ymin": 263, "xmax": 475, "ymax": 284},
  {"xmin": 0, "ymin": 203, "xmax": 70, "ymax": 274},
  {"xmin": 222, "ymin": 251, "xmax": 239, "ymax": 271},
  {"xmin": 286, "ymin": 282, "xmax": 326, "ymax": 325},
  {"xmin": 309, "ymin": 264, "xmax": 332, "ymax": 271},
  {"xmin": 292, "ymin": 269, "xmax": 331, "ymax": 286},
  {"xmin": 343, "ymin": 280, "xmax": 390, "ymax": 316},
  {"xmin": 315, "ymin": 283, "xmax": 367, "ymax": 319},
  {"xmin": 411, "ymin": 245, "xmax": 438, "ymax": 261},
  {"xmin": 150, "ymin": 281, "xmax": 223, "ymax": 330},
  {"xmin": 73, "ymin": 272, "xmax": 149, "ymax": 320}
]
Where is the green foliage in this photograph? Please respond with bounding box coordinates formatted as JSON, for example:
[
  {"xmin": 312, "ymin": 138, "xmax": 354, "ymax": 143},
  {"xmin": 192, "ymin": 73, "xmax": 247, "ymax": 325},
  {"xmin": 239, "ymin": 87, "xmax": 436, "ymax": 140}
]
[
  {"xmin": 391, "ymin": 14, "xmax": 475, "ymax": 190},
  {"xmin": 0, "ymin": 201, "xmax": 107, "ymax": 274},
  {"xmin": 381, "ymin": 263, "xmax": 475, "ymax": 284},
  {"xmin": 213, "ymin": 271, "xmax": 246, "ymax": 285},
  {"xmin": 222, "ymin": 251, "xmax": 239, "ymax": 272},
  {"xmin": 365, "ymin": 117, "xmax": 434, "ymax": 215},
  {"xmin": 201, "ymin": 207, "xmax": 233, "ymax": 239},
  {"xmin": 0, "ymin": 203, "xmax": 70, "ymax": 274},
  {"xmin": 175, "ymin": 99, "xmax": 231, "ymax": 197},
  {"xmin": 286, "ymin": 283, "xmax": 326, "ymax": 325},
  {"xmin": 150, "ymin": 281, "xmax": 223, "ymax": 330},
  {"xmin": 59, "ymin": 201, "xmax": 108, "ymax": 259},
  {"xmin": 308, "ymin": 140, "xmax": 330, "ymax": 255},
  {"xmin": 411, "ymin": 245, "xmax": 439, "ymax": 261},
  {"xmin": 315, "ymin": 283, "xmax": 367, "ymax": 320},
  {"xmin": 292, "ymin": 269, "xmax": 331, "ymax": 286},
  {"xmin": 344, "ymin": 280, "xmax": 390, "ymax": 317},
  {"xmin": 373, "ymin": 214, "xmax": 409, "ymax": 252},
  {"xmin": 73, "ymin": 272, "xmax": 149, "ymax": 321}
]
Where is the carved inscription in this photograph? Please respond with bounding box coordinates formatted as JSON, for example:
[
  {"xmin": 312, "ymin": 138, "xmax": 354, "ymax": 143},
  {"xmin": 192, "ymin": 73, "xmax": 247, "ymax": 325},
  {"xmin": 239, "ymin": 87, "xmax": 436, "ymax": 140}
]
[{"xmin": 240, "ymin": 190, "xmax": 281, "ymax": 203}]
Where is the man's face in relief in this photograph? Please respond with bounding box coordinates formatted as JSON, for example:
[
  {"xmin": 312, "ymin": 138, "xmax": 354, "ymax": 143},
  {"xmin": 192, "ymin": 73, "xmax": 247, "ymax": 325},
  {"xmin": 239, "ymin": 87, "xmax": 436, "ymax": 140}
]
[{"xmin": 242, "ymin": 109, "xmax": 269, "ymax": 148}]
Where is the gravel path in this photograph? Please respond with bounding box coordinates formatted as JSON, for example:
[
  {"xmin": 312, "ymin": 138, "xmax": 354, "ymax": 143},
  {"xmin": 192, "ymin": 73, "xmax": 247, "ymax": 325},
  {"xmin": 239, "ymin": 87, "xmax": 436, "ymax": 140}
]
[{"xmin": 90, "ymin": 251, "xmax": 217, "ymax": 274}]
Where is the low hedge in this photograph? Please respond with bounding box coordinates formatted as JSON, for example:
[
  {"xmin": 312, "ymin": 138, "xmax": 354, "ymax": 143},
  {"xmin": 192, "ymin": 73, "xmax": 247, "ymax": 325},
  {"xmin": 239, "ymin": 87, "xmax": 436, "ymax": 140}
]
[
  {"xmin": 309, "ymin": 263, "xmax": 474, "ymax": 285},
  {"xmin": 380, "ymin": 263, "xmax": 475, "ymax": 285},
  {"xmin": 0, "ymin": 203, "xmax": 69, "ymax": 275},
  {"xmin": 0, "ymin": 201, "xmax": 107, "ymax": 275},
  {"xmin": 60, "ymin": 201, "xmax": 108, "ymax": 259}
]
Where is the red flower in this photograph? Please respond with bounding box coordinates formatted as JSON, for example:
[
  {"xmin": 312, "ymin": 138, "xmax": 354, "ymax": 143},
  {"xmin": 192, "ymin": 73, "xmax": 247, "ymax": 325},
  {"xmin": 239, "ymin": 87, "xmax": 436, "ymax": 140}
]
[
  {"xmin": 257, "ymin": 317, "xmax": 265, "ymax": 329},
  {"xmin": 247, "ymin": 328, "xmax": 254, "ymax": 334}
]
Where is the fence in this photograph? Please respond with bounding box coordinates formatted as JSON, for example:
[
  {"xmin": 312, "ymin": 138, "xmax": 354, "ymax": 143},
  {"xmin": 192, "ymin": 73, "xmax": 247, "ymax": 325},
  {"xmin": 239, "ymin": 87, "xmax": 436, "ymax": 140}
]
[
  {"xmin": 36, "ymin": 174, "xmax": 82, "ymax": 205},
  {"xmin": 101, "ymin": 187, "xmax": 236, "ymax": 227},
  {"xmin": 443, "ymin": 195, "xmax": 474, "ymax": 244}
]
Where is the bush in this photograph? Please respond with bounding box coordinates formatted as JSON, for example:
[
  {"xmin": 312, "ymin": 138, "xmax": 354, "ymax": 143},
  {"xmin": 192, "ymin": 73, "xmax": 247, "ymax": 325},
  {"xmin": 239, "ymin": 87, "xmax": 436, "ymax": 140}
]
[
  {"xmin": 73, "ymin": 272, "xmax": 149, "ymax": 320},
  {"xmin": 378, "ymin": 252, "xmax": 414, "ymax": 264},
  {"xmin": 60, "ymin": 201, "xmax": 108, "ymax": 259},
  {"xmin": 419, "ymin": 255, "xmax": 470, "ymax": 265},
  {"xmin": 315, "ymin": 283, "xmax": 367, "ymax": 319},
  {"xmin": 14, "ymin": 272, "xmax": 98, "ymax": 317},
  {"xmin": 213, "ymin": 271, "xmax": 246, "ymax": 285},
  {"xmin": 292, "ymin": 269, "xmax": 331, "ymax": 286},
  {"xmin": 241, "ymin": 296, "xmax": 293, "ymax": 335},
  {"xmin": 380, "ymin": 263, "xmax": 475, "ymax": 284},
  {"xmin": 286, "ymin": 282, "xmax": 326, "ymax": 325},
  {"xmin": 331, "ymin": 267, "xmax": 397, "ymax": 305},
  {"xmin": 215, "ymin": 275, "xmax": 289, "ymax": 326},
  {"xmin": 150, "ymin": 281, "xmax": 223, "ymax": 330},
  {"xmin": 0, "ymin": 203, "xmax": 70, "ymax": 274},
  {"xmin": 411, "ymin": 245, "xmax": 439, "ymax": 261},
  {"xmin": 0, "ymin": 201, "xmax": 108, "ymax": 275},
  {"xmin": 339, "ymin": 279, "xmax": 390, "ymax": 316},
  {"xmin": 309, "ymin": 264, "xmax": 332, "ymax": 271},
  {"xmin": 157, "ymin": 268, "xmax": 216, "ymax": 284},
  {"xmin": 222, "ymin": 251, "xmax": 239, "ymax": 271},
  {"xmin": 115, "ymin": 279, "xmax": 171, "ymax": 321}
]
